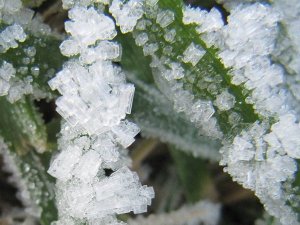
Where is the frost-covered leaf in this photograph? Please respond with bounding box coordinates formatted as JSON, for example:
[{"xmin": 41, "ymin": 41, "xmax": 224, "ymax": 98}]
[
  {"xmin": 109, "ymin": 0, "xmax": 300, "ymax": 224},
  {"xmin": 47, "ymin": 1, "xmax": 154, "ymax": 224}
]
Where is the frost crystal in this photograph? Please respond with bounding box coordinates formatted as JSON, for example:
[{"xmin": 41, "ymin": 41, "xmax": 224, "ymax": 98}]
[
  {"xmin": 135, "ymin": 32, "xmax": 149, "ymax": 46},
  {"xmin": 272, "ymin": 0, "xmax": 300, "ymax": 115},
  {"xmin": 0, "ymin": 61, "xmax": 16, "ymax": 96},
  {"xmin": 65, "ymin": 6, "xmax": 117, "ymax": 46},
  {"xmin": 109, "ymin": 0, "xmax": 144, "ymax": 33},
  {"xmin": 182, "ymin": 6, "xmax": 206, "ymax": 25},
  {"xmin": 0, "ymin": 24, "xmax": 26, "ymax": 52},
  {"xmin": 0, "ymin": 61, "xmax": 33, "ymax": 103},
  {"xmin": 182, "ymin": 6, "xmax": 224, "ymax": 33},
  {"xmin": 48, "ymin": 1, "xmax": 154, "ymax": 224},
  {"xmin": 214, "ymin": 90, "xmax": 236, "ymax": 111},
  {"xmin": 156, "ymin": 10, "xmax": 175, "ymax": 28},
  {"xmin": 164, "ymin": 29, "xmax": 176, "ymax": 42},
  {"xmin": 182, "ymin": 42, "xmax": 206, "ymax": 66}
]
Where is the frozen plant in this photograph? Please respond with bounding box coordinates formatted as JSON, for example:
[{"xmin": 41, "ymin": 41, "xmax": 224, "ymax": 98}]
[{"xmin": 0, "ymin": 0, "xmax": 300, "ymax": 225}]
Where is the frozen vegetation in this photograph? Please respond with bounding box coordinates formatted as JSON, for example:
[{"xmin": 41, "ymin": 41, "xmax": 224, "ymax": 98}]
[{"xmin": 0, "ymin": 0, "xmax": 300, "ymax": 225}]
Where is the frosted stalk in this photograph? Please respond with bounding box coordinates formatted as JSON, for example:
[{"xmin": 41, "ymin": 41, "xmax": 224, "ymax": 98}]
[{"xmin": 48, "ymin": 0, "xmax": 154, "ymax": 223}]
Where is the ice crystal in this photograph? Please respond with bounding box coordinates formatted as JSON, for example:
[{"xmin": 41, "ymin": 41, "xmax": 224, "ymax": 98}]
[
  {"xmin": 0, "ymin": 24, "xmax": 27, "ymax": 52},
  {"xmin": 182, "ymin": 42, "xmax": 206, "ymax": 66},
  {"xmin": 109, "ymin": 0, "xmax": 144, "ymax": 33},
  {"xmin": 156, "ymin": 10, "xmax": 175, "ymax": 28},
  {"xmin": 214, "ymin": 90, "xmax": 236, "ymax": 111}
]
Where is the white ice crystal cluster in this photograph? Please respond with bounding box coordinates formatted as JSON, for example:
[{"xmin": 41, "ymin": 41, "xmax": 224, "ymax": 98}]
[
  {"xmin": 220, "ymin": 120, "xmax": 299, "ymax": 225},
  {"xmin": 48, "ymin": 1, "xmax": 154, "ymax": 224},
  {"xmin": 219, "ymin": 4, "xmax": 285, "ymax": 117},
  {"xmin": 0, "ymin": 0, "xmax": 54, "ymax": 102},
  {"xmin": 128, "ymin": 200, "xmax": 220, "ymax": 225},
  {"xmin": 0, "ymin": 0, "xmax": 51, "ymax": 47},
  {"xmin": 182, "ymin": 2, "xmax": 300, "ymax": 225}
]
